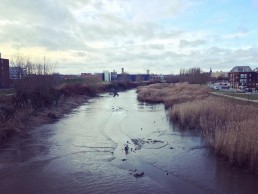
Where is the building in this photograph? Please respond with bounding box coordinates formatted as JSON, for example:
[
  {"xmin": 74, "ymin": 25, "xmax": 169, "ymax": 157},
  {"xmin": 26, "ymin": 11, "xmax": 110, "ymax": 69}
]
[
  {"xmin": 0, "ymin": 54, "xmax": 10, "ymax": 88},
  {"xmin": 62, "ymin": 74, "xmax": 80, "ymax": 80},
  {"xmin": 228, "ymin": 66, "xmax": 257, "ymax": 89},
  {"xmin": 111, "ymin": 70, "xmax": 117, "ymax": 81},
  {"xmin": 103, "ymin": 71, "xmax": 111, "ymax": 82},
  {"xmin": 81, "ymin": 73, "xmax": 103, "ymax": 81},
  {"xmin": 9, "ymin": 67, "xmax": 27, "ymax": 80},
  {"xmin": 211, "ymin": 71, "xmax": 229, "ymax": 79}
]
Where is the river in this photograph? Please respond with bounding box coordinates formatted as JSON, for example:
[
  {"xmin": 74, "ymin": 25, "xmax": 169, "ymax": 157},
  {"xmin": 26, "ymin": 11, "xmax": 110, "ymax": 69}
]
[{"xmin": 0, "ymin": 89, "xmax": 258, "ymax": 194}]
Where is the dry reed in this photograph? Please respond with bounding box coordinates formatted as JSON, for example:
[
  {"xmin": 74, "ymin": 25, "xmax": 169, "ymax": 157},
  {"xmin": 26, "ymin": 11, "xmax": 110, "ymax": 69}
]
[
  {"xmin": 137, "ymin": 82, "xmax": 210, "ymax": 108},
  {"xmin": 170, "ymin": 96, "xmax": 258, "ymax": 171},
  {"xmin": 137, "ymin": 83, "xmax": 258, "ymax": 172}
]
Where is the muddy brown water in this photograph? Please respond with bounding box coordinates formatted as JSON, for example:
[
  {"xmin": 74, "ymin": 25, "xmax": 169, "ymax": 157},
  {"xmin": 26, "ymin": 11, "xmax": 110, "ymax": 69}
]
[{"xmin": 0, "ymin": 90, "xmax": 258, "ymax": 194}]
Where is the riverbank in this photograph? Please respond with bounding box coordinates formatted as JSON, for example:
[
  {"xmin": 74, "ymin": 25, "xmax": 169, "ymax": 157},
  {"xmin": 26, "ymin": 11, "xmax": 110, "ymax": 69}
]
[
  {"xmin": 137, "ymin": 83, "xmax": 258, "ymax": 173},
  {"xmin": 0, "ymin": 81, "xmax": 151, "ymax": 141}
]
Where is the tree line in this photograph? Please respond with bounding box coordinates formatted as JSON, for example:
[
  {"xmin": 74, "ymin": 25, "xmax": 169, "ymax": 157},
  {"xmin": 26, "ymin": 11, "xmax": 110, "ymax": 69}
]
[{"xmin": 166, "ymin": 67, "xmax": 214, "ymax": 84}]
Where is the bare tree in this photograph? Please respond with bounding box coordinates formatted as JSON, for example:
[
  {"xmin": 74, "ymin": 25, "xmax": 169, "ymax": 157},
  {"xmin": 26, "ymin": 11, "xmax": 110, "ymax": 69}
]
[
  {"xmin": 10, "ymin": 54, "xmax": 56, "ymax": 75},
  {"xmin": 10, "ymin": 55, "xmax": 60, "ymax": 110}
]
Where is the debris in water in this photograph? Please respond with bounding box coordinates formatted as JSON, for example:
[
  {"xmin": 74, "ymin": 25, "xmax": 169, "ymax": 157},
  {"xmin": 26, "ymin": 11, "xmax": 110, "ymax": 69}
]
[
  {"xmin": 129, "ymin": 169, "xmax": 144, "ymax": 177},
  {"xmin": 133, "ymin": 171, "xmax": 144, "ymax": 177},
  {"xmin": 124, "ymin": 144, "xmax": 129, "ymax": 154}
]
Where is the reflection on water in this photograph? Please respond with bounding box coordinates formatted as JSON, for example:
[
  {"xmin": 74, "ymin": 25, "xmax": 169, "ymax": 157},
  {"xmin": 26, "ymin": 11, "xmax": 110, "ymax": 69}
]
[
  {"xmin": 0, "ymin": 90, "xmax": 258, "ymax": 194},
  {"xmin": 138, "ymin": 101, "xmax": 163, "ymax": 112}
]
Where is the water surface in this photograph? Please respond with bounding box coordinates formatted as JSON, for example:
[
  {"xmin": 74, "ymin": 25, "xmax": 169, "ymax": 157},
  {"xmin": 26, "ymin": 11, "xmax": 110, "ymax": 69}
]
[{"xmin": 0, "ymin": 90, "xmax": 258, "ymax": 194}]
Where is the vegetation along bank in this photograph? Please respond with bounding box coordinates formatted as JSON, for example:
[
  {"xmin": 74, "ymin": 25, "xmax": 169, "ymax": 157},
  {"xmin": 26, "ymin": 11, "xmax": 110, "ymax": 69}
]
[
  {"xmin": 0, "ymin": 74, "xmax": 149, "ymax": 141},
  {"xmin": 137, "ymin": 83, "xmax": 258, "ymax": 173}
]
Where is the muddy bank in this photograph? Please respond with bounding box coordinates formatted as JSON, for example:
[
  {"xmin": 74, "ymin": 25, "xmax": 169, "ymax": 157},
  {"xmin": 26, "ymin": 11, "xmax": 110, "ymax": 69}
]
[{"xmin": 0, "ymin": 96, "xmax": 89, "ymax": 141}]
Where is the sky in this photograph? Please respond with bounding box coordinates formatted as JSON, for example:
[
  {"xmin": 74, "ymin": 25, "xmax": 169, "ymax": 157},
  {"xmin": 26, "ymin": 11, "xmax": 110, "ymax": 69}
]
[{"xmin": 0, "ymin": 0, "xmax": 258, "ymax": 74}]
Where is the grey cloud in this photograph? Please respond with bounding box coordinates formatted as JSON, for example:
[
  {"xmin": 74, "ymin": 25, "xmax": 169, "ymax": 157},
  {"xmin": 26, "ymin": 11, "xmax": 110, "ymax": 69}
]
[
  {"xmin": 180, "ymin": 39, "xmax": 206, "ymax": 48},
  {"xmin": 73, "ymin": 52, "xmax": 88, "ymax": 57},
  {"xmin": 0, "ymin": 0, "xmax": 84, "ymax": 50},
  {"xmin": 124, "ymin": 40, "xmax": 135, "ymax": 45},
  {"xmin": 0, "ymin": 22, "xmax": 86, "ymax": 50},
  {"xmin": 55, "ymin": 45, "xmax": 258, "ymax": 74},
  {"xmin": 0, "ymin": 0, "xmax": 72, "ymax": 25},
  {"xmin": 159, "ymin": 30, "xmax": 183, "ymax": 39},
  {"xmin": 78, "ymin": 15, "xmax": 159, "ymax": 41}
]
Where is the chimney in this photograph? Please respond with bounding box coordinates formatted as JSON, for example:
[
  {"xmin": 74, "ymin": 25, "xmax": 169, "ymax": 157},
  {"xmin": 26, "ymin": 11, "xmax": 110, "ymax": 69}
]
[
  {"xmin": 147, "ymin": 69, "xmax": 150, "ymax": 75},
  {"xmin": 0, "ymin": 52, "xmax": 1, "ymax": 59},
  {"xmin": 122, "ymin": 68, "xmax": 124, "ymax": 74}
]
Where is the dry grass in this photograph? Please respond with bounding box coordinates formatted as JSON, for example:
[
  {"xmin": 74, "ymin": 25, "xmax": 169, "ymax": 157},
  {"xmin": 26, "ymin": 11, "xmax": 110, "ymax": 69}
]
[
  {"xmin": 137, "ymin": 82, "xmax": 210, "ymax": 108},
  {"xmin": 170, "ymin": 96, "xmax": 258, "ymax": 171},
  {"xmin": 137, "ymin": 83, "xmax": 258, "ymax": 172},
  {"xmin": 0, "ymin": 82, "xmax": 110, "ymax": 140},
  {"xmin": 0, "ymin": 96, "xmax": 88, "ymax": 140}
]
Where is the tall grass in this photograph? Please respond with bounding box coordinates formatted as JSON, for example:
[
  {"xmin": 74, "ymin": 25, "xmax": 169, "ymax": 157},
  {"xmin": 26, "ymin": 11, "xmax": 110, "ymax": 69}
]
[
  {"xmin": 137, "ymin": 82, "xmax": 210, "ymax": 108},
  {"xmin": 137, "ymin": 83, "xmax": 258, "ymax": 172},
  {"xmin": 170, "ymin": 96, "xmax": 258, "ymax": 171}
]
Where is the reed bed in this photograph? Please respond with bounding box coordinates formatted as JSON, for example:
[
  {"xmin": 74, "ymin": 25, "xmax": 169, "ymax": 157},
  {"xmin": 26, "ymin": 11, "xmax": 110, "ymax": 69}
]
[
  {"xmin": 137, "ymin": 83, "xmax": 258, "ymax": 172},
  {"xmin": 137, "ymin": 82, "xmax": 210, "ymax": 108},
  {"xmin": 170, "ymin": 96, "xmax": 258, "ymax": 171}
]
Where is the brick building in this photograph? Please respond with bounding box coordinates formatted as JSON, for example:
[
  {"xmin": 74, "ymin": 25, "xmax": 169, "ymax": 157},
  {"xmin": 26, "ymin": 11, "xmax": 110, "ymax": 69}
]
[
  {"xmin": 0, "ymin": 54, "xmax": 10, "ymax": 88},
  {"xmin": 228, "ymin": 66, "xmax": 257, "ymax": 89}
]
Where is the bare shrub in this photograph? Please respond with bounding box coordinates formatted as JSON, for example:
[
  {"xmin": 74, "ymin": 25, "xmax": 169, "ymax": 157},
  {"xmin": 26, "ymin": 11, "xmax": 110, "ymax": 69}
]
[
  {"xmin": 59, "ymin": 83, "xmax": 97, "ymax": 97},
  {"xmin": 10, "ymin": 55, "xmax": 61, "ymax": 110},
  {"xmin": 12, "ymin": 75, "xmax": 61, "ymax": 110}
]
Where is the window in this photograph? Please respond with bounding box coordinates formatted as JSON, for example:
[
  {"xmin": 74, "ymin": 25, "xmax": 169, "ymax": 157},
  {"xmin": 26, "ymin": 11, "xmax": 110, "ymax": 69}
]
[
  {"xmin": 240, "ymin": 79, "xmax": 247, "ymax": 83},
  {"xmin": 240, "ymin": 74, "xmax": 247, "ymax": 78}
]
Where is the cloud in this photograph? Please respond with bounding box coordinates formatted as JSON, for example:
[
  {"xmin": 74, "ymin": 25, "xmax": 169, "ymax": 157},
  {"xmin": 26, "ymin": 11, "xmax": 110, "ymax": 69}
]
[
  {"xmin": 0, "ymin": 0, "xmax": 258, "ymax": 74},
  {"xmin": 131, "ymin": 0, "xmax": 194, "ymax": 22},
  {"xmin": 179, "ymin": 39, "xmax": 206, "ymax": 48},
  {"xmin": 221, "ymin": 32, "xmax": 248, "ymax": 40}
]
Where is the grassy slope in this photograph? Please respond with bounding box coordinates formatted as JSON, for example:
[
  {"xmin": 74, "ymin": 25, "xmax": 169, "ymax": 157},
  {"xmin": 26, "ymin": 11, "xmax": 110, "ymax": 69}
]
[{"xmin": 213, "ymin": 91, "xmax": 258, "ymax": 100}]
